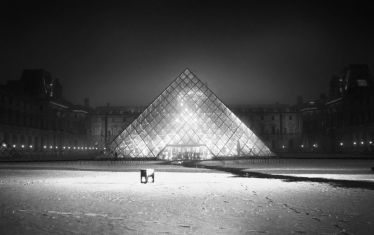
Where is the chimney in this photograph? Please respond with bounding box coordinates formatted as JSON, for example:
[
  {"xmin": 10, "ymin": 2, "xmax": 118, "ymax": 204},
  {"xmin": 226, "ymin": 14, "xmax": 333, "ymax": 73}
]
[
  {"xmin": 84, "ymin": 97, "xmax": 90, "ymax": 107},
  {"xmin": 296, "ymin": 96, "xmax": 303, "ymax": 105},
  {"xmin": 319, "ymin": 93, "xmax": 327, "ymax": 102}
]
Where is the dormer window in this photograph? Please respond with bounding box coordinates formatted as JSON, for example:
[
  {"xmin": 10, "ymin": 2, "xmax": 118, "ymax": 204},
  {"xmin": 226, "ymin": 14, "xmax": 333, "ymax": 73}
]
[{"xmin": 357, "ymin": 80, "xmax": 367, "ymax": 87}]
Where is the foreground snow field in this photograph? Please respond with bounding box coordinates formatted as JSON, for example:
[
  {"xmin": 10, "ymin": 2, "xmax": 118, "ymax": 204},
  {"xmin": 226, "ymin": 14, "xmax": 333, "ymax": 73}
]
[{"xmin": 1, "ymin": 169, "xmax": 374, "ymax": 234}]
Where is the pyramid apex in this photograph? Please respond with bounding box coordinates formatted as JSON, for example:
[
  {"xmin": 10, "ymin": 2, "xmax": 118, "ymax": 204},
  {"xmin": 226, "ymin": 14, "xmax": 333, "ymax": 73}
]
[{"xmin": 183, "ymin": 68, "xmax": 191, "ymax": 75}]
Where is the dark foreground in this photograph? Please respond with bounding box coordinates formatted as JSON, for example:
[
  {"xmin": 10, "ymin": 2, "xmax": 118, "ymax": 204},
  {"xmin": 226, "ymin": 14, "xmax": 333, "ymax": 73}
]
[{"xmin": 1, "ymin": 166, "xmax": 374, "ymax": 234}]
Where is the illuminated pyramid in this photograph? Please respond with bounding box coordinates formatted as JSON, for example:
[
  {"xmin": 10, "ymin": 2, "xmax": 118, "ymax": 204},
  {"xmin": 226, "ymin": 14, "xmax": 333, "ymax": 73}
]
[{"xmin": 110, "ymin": 69, "xmax": 272, "ymax": 160}]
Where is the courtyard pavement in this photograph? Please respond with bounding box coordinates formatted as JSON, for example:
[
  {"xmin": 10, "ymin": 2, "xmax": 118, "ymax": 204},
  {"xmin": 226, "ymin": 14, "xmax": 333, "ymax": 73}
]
[{"xmin": 0, "ymin": 162, "xmax": 374, "ymax": 234}]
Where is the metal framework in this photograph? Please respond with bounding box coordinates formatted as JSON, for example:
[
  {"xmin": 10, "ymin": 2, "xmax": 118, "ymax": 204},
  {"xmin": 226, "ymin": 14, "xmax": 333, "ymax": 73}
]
[{"xmin": 110, "ymin": 69, "xmax": 272, "ymax": 159}]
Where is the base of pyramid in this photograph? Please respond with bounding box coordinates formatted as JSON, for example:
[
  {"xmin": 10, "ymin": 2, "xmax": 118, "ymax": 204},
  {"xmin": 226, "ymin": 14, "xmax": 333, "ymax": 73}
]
[{"xmin": 111, "ymin": 152, "xmax": 275, "ymax": 161}]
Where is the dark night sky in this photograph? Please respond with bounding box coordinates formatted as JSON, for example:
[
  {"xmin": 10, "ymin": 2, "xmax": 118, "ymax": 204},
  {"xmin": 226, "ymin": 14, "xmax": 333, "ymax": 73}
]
[{"xmin": 1, "ymin": 0, "xmax": 373, "ymax": 107}]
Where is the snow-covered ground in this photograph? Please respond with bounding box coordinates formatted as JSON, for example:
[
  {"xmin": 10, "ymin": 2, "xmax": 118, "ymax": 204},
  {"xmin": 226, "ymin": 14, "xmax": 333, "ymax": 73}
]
[
  {"xmin": 200, "ymin": 159, "xmax": 374, "ymax": 183},
  {"xmin": 0, "ymin": 169, "xmax": 373, "ymax": 234}
]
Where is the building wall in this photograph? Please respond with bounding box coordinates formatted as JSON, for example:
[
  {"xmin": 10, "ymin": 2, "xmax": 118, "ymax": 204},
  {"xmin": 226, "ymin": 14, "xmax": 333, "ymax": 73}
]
[
  {"xmin": 90, "ymin": 106, "xmax": 143, "ymax": 147},
  {"xmin": 232, "ymin": 105, "xmax": 302, "ymax": 152},
  {"xmin": 89, "ymin": 104, "xmax": 303, "ymax": 153},
  {"xmin": 300, "ymin": 64, "xmax": 374, "ymax": 153},
  {"xmin": 0, "ymin": 70, "xmax": 93, "ymax": 157}
]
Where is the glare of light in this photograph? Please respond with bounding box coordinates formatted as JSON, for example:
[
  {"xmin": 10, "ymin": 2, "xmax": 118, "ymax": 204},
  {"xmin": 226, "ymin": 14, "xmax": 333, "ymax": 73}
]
[
  {"xmin": 21, "ymin": 145, "xmax": 25, "ymax": 148},
  {"xmin": 73, "ymin": 147, "xmax": 76, "ymax": 150},
  {"xmin": 29, "ymin": 145, "xmax": 33, "ymax": 148},
  {"xmin": 370, "ymin": 141, "xmax": 373, "ymax": 145},
  {"xmin": 68, "ymin": 146, "xmax": 71, "ymax": 149},
  {"xmin": 300, "ymin": 145, "xmax": 304, "ymax": 148},
  {"xmin": 55, "ymin": 146, "xmax": 58, "ymax": 149},
  {"xmin": 313, "ymin": 143, "xmax": 318, "ymax": 148},
  {"xmin": 13, "ymin": 144, "xmax": 16, "ymax": 148},
  {"xmin": 1, "ymin": 143, "xmax": 6, "ymax": 148},
  {"xmin": 360, "ymin": 141, "xmax": 364, "ymax": 145},
  {"xmin": 85, "ymin": 147, "xmax": 87, "ymax": 150},
  {"xmin": 340, "ymin": 142, "xmax": 343, "ymax": 146},
  {"xmin": 43, "ymin": 145, "xmax": 47, "ymax": 149},
  {"xmin": 282, "ymin": 145, "xmax": 285, "ymax": 149},
  {"xmin": 353, "ymin": 141, "xmax": 357, "ymax": 145},
  {"xmin": 103, "ymin": 147, "xmax": 106, "ymax": 150},
  {"xmin": 50, "ymin": 146, "xmax": 53, "ymax": 149},
  {"xmin": 63, "ymin": 146, "xmax": 66, "ymax": 149}
]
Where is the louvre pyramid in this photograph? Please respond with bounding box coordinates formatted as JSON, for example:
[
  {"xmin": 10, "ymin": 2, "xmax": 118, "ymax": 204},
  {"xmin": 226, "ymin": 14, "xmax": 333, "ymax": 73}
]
[{"xmin": 110, "ymin": 69, "xmax": 272, "ymax": 159}]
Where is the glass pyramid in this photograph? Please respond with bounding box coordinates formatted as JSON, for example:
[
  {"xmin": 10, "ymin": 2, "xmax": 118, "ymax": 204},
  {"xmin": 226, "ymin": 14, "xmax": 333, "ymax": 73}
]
[{"xmin": 110, "ymin": 69, "xmax": 272, "ymax": 160}]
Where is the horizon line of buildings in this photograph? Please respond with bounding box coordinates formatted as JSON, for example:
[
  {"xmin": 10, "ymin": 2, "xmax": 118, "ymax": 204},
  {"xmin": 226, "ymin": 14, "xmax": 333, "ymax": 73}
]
[{"xmin": 1, "ymin": 65, "xmax": 373, "ymax": 158}]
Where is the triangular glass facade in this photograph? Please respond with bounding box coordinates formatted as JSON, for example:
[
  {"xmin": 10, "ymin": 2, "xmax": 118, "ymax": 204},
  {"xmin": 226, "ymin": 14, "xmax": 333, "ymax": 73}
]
[{"xmin": 110, "ymin": 69, "xmax": 272, "ymax": 160}]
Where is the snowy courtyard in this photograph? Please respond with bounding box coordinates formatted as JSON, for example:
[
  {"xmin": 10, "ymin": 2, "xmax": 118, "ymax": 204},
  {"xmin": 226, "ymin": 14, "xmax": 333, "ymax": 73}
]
[{"xmin": 1, "ymin": 167, "xmax": 374, "ymax": 234}]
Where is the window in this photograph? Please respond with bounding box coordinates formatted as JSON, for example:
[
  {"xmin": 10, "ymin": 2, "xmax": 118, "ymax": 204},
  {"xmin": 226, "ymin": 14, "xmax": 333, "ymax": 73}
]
[{"xmin": 260, "ymin": 125, "xmax": 265, "ymax": 134}]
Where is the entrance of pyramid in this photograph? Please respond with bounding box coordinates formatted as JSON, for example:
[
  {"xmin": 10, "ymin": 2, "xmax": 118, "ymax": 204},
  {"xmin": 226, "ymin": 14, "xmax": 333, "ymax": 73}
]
[{"xmin": 158, "ymin": 145, "xmax": 212, "ymax": 161}]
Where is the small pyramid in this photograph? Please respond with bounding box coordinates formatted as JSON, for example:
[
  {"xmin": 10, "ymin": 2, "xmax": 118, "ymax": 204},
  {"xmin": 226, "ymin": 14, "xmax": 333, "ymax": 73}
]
[{"xmin": 110, "ymin": 69, "xmax": 272, "ymax": 159}]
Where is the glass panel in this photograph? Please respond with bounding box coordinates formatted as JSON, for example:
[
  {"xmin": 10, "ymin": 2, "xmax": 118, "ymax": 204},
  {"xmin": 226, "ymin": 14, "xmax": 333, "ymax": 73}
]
[{"xmin": 110, "ymin": 69, "xmax": 272, "ymax": 158}]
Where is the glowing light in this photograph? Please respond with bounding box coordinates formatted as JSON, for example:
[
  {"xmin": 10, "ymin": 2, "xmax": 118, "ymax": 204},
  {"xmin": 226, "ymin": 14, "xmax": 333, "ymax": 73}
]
[
  {"xmin": 110, "ymin": 69, "xmax": 272, "ymax": 159},
  {"xmin": 13, "ymin": 145, "xmax": 16, "ymax": 148},
  {"xmin": 300, "ymin": 145, "xmax": 304, "ymax": 148},
  {"xmin": 43, "ymin": 145, "xmax": 47, "ymax": 149},
  {"xmin": 1, "ymin": 143, "xmax": 6, "ymax": 148},
  {"xmin": 370, "ymin": 141, "xmax": 373, "ymax": 145},
  {"xmin": 282, "ymin": 145, "xmax": 285, "ymax": 149},
  {"xmin": 55, "ymin": 146, "xmax": 58, "ymax": 149},
  {"xmin": 68, "ymin": 146, "xmax": 71, "ymax": 149},
  {"xmin": 21, "ymin": 145, "xmax": 25, "ymax": 148},
  {"xmin": 50, "ymin": 146, "xmax": 53, "ymax": 149},
  {"xmin": 29, "ymin": 145, "xmax": 33, "ymax": 148},
  {"xmin": 353, "ymin": 142, "xmax": 357, "ymax": 146},
  {"xmin": 63, "ymin": 146, "xmax": 66, "ymax": 149},
  {"xmin": 360, "ymin": 141, "xmax": 364, "ymax": 145},
  {"xmin": 340, "ymin": 142, "xmax": 343, "ymax": 146},
  {"xmin": 313, "ymin": 143, "xmax": 318, "ymax": 148},
  {"xmin": 73, "ymin": 147, "xmax": 76, "ymax": 150}
]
